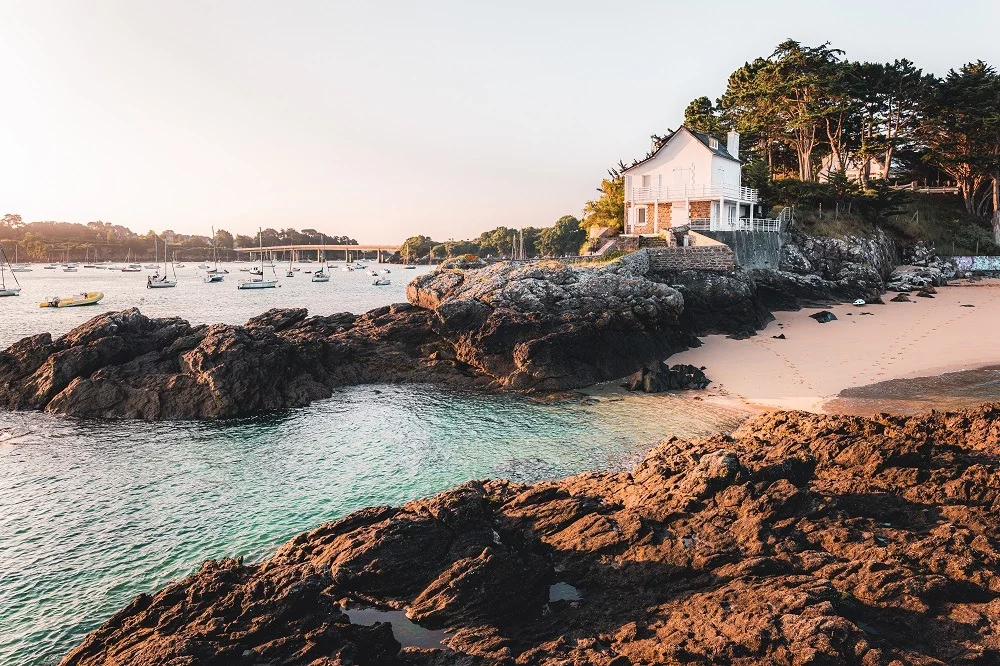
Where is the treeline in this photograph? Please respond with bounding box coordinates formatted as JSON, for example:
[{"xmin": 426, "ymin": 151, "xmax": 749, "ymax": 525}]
[
  {"xmin": 0, "ymin": 214, "xmax": 356, "ymax": 261},
  {"xmin": 399, "ymin": 215, "xmax": 586, "ymax": 261},
  {"xmin": 582, "ymin": 40, "xmax": 1000, "ymax": 240},
  {"xmin": 680, "ymin": 40, "xmax": 1000, "ymax": 221}
]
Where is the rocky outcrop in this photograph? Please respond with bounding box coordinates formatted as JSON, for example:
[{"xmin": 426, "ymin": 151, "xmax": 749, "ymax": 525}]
[
  {"xmin": 649, "ymin": 267, "xmax": 773, "ymax": 339},
  {"xmin": 624, "ymin": 362, "xmax": 710, "ymax": 392},
  {"xmin": 0, "ymin": 261, "xmax": 694, "ymax": 418},
  {"xmin": 61, "ymin": 405, "xmax": 1000, "ymax": 665},
  {"xmin": 753, "ymin": 230, "xmax": 897, "ymax": 310}
]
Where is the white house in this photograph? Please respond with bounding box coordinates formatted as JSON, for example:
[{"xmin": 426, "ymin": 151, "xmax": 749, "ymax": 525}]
[
  {"xmin": 622, "ymin": 126, "xmax": 772, "ymax": 234},
  {"xmin": 818, "ymin": 154, "xmax": 889, "ymax": 183}
]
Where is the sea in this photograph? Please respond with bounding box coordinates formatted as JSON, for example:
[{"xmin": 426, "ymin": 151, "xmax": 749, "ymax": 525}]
[{"xmin": 0, "ymin": 262, "xmax": 747, "ymax": 665}]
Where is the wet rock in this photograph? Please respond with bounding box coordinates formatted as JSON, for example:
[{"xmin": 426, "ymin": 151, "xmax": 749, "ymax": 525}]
[
  {"xmin": 772, "ymin": 333, "xmax": 786, "ymax": 339},
  {"xmin": 623, "ymin": 362, "xmax": 711, "ymax": 392},
  {"xmin": 891, "ymin": 293, "xmax": 911, "ymax": 302},
  {"xmin": 809, "ymin": 310, "xmax": 838, "ymax": 323},
  {"xmin": 62, "ymin": 405, "xmax": 1000, "ymax": 665}
]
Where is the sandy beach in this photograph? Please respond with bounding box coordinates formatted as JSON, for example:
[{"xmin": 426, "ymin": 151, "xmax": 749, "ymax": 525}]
[{"xmin": 669, "ymin": 278, "xmax": 1000, "ymax": 414}]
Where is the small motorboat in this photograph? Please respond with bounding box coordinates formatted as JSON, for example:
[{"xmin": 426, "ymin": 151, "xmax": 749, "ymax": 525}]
[
  {"xmin": 341, "ymin": 265, "xmax": 353, "ymax": 272},
  {"xmin": 368, "ymin": 270, "xmax": 379, "ymax": 277},
  {"xmin": 198, "ymin": 264, "xmax": 210, "ymax": 270},
  {"xmin": 63, "ymin": 266, "xmax": 78, "ymax": 272},
  {"xmin": 372, "ymin": 278, "xmax": 391, "ymax": 286},
  {"xmin": 175, "ymin": 263, "xmax": 185, "ymax": 268},
  {"xmin": 285, "ymin": 270, "xmax": 295, "ymax": 277},
  {"xmin": 250, "ymin": 268, "xmax": 263, "ymax": 276},
  {"xmin": 143, "ymin": 263, "xmax": 158, "ymax": 270},
  {"xmin": 82, "ymin": 264, "xmax": 96, "ymax": 269},
  {"xmin": 121, "ymin": 264, "xmax": 142, "ymax": 272},
  {"xmin": 43, "ymin": 264, "xmax": 57, "ymax": 269},
  {"xmin": 204, "ymin": 273, "xmax": 225, "ymax": 283},
  {"xmin": 40, "ymin": 292, "xmax": 104, "ymax": 308},
  {"xmin": 12, "ymin": 264, "xmax": 32, "ymax": 273},
  {"xmin": 206, "ymin": 268, "xmax": 228, "ymax": 274},
  {"xmin": 403, "ymin": 265, "xmax": 417, "ymax": 270},
  {"xmin": 381, "ymin": 268, "xmax": 391, "ymax": 274}
]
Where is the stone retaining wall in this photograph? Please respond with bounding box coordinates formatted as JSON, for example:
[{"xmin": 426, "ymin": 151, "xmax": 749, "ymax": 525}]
[{"xmin": 647, "ymin": 245, "xmax": 735, "ymax": 272}]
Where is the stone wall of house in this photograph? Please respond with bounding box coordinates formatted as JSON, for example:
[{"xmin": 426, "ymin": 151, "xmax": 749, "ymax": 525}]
[
  {"xmin": 647, "ymin": 245, "xmax": 735, "ymax": 272},
  {"xmin": 644, "ymin": 203, "xmax": 671, "ymax": 229},
  {"xmin": 689, "ymin": 200, "xmax": 712, "ymax": 220}
]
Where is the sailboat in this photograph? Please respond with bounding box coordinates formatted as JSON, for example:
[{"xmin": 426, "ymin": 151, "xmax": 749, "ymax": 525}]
[
  {"xmin": 285, "ymin": 250, "xmax": 295, "ymax": 278},
  {"xmin": 122, "ymin": 250, "xmax": 142, "ymax": 272},
  {"xmin": 147, "ymin": 240, "xmax": 178, "ymax": 288},
  {"xmin": 311, "ymin": 236, "xmax": 330, "ymax": 282},
  {"xmin": 11, "ymin": 245, "xmax": 31, "ymax": 272},
  {"xmin": 204, "ymin": 227, "xmax": 226, "ymax": 282},
  {"xmin": 0, "ymin": 245, "xmax": 22, "ymax": 296},
  {"xmin": 237, "ymin": 228, "xmax": 278, "ymax": 289},
  {"xmin": 144, "ymin": 236, "xmax": 159, "ymax": 270}
]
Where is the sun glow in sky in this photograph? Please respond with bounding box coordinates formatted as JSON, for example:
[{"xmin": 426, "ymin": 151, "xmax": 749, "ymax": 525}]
[{"xmin": 0, "ymin": 0, "xmax": 997, "ymax": 242}]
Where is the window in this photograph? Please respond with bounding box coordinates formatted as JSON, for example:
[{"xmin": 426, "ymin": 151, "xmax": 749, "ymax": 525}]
[
  {"xmin": 641, "ymin": 174, "xmax": 651, "ymax": 188},
  {"xmin": 637, "ymin": 207, "xmax": 646, "ymax": 226},
  {"xmin": 709, "ymin": 137, "xmax": 719, "ymax": 149}
]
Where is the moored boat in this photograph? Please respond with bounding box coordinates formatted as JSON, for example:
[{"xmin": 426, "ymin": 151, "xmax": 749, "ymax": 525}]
[{"xmin": 39, "ymin": 291, "xmax": 104, "ymax": 308}]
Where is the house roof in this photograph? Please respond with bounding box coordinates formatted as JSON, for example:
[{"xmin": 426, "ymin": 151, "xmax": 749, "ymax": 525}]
[{"xmin": 621, "ymin": 126, "xmax": 739, "ymax": 174}]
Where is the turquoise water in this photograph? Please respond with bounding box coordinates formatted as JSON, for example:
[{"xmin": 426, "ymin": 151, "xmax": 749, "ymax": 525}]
[{"xmin": 0, "ymin": 385, "xmax": 745, "ymax": 666}]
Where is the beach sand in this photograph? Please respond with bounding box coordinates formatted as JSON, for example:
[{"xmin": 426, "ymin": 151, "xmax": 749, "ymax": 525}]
[{"xmin": 668, "ymin": 278, "xmax": 1000, "ymax": 415}]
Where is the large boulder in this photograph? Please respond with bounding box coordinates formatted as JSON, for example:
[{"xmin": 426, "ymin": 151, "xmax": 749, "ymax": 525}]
[
  {"xmin": 408, "ymin": 260, "xmax": 690, "ymax": 390},
  {"xmin": 649, "ymin": 267, "xmax": 773, "ymax": 338}
]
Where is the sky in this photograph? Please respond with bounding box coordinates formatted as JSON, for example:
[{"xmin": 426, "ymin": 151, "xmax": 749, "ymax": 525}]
[{"xmin": 0, "ymin": 1, "xmax": 998, "ymax": 244}]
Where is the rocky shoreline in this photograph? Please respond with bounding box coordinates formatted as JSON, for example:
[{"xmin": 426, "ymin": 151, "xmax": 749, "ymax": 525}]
[
  {"xmin": 0, "ymin": 232, "xmax": 936, "ymax": 420},
  {"xmin": 60, "ymin": 404, "xmax": 1000, "ymax": 665}
]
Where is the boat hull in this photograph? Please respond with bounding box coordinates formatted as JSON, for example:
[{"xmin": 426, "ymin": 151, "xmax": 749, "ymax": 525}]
[
  {"xmin": 39, "ymin": 291, "xmax": 104, "ymax": 308},
  {"xmin": 0, "ymin": 288, "xmax": 21, "ymax": 297},
  {"xmin": 237, "ymin": 280, "xmax": 277, "ymax": 289}
]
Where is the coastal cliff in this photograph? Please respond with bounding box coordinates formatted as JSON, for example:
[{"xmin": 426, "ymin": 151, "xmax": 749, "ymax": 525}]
[{"xmin": 60, "ymin": 405, "xmax": 1000, "ymax": 665}]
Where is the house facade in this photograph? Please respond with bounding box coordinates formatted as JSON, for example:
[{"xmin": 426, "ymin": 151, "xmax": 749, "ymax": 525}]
[
  {"xmin": 622, "ymin": 127, "xmax": 770, "ymax": 235},
  {"xmin": 818, "ymin": 154, "xmax": 889, "ymax": 183}
]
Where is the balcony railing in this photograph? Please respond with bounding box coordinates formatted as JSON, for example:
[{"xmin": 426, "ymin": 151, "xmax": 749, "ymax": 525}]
[
  {"xmin": 630, "ymin": 183, "xmax": 758, "ymax": 203},
  {"xmin": 685, "ymin": 217, "xmax": 781, "ymax": 232}
]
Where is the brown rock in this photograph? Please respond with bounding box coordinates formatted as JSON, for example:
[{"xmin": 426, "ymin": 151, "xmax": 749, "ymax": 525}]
[{"xmin": 61, "ymin": 405, "xmax": 1000, "ymax": 665}]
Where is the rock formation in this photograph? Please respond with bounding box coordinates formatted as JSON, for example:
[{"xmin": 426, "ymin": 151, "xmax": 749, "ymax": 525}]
[
  {"xmin": 624, "ymin": 362, "xmax": 710, "ymax": 392},
  {"xmin": 61, "ymin": 405, "xmax": 1000, "ymax": 665},
  {"xmin": 0, "ymin": 261, "xmax": 698, "ymax": 418}
]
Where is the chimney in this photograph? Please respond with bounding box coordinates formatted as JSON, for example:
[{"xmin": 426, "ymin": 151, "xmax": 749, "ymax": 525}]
[{"xmin": 727, "ymin": 131, "xmax": 740, "ymax": 159}]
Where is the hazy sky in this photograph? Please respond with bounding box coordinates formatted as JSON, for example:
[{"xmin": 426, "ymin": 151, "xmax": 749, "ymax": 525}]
[{"xmin": 1, "ymin": 1, "xmax": 998, "ymax": 243}]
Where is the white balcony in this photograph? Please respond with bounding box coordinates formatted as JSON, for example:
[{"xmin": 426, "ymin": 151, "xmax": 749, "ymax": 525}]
[{"xmin": 630, "ymin": 183, "xmax": 758, "ymax": 203}]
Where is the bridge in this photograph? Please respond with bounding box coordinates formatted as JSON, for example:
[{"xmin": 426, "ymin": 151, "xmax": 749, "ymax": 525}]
[{"xmin": 234, "ymin": 244, "xmax": 401, "ymax": 262}]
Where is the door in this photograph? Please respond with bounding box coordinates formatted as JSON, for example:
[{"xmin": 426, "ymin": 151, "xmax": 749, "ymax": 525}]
[{"xmin": 672, "ymin": 167, "xmax": 691, "ymax": 195}]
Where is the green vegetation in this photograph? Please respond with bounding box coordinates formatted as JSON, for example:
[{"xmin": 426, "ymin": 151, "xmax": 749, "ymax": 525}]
[
  {"xmin": 400, "ymin": 215, "xmax": 587, "ymax": 262},
  {"xmin": 0, "ymin": 214, "xmax": 357, "ymax": 262},
  {"xmin": 612, "ymin": 39, "xmax": 1000, "ymax": 245}
]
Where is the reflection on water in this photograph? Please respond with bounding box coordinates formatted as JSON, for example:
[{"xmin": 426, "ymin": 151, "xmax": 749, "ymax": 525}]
[
  {"xmin": 341, "ymin": 606, "xmax": 448, "ymax": 649},
  {"xmin": 0, "ymin": 384, "xmax": 746, "ymax": 666},
  {"xmin": 826, "ymin": 365, "xmax": 1000, "ymax": 415}
]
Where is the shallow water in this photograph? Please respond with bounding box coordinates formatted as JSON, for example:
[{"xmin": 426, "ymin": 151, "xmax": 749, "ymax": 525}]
[
  {"xmin": 342, "ymin": 606, "xmax": 449, "ymax": 649},
  {"xmin": 0, "ymin": 385, "xmax": 745, "ymax": 666},
  {"xmin": 825, "ymin": 365, "xmax": 1000, "ymax": 415}
]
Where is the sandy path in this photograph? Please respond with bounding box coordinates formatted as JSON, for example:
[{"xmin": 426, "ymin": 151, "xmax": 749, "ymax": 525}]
[{"xmin": 669, "ymin": 279, "xmax": 1000, "ymax": 413}]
